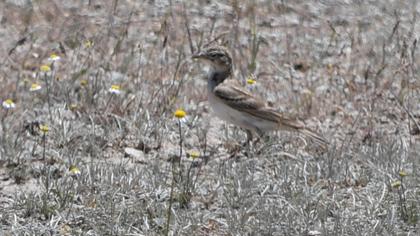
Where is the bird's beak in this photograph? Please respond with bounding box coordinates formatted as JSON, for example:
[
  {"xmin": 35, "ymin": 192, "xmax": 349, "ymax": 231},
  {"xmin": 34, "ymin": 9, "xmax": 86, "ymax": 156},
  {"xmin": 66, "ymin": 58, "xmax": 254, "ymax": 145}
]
[{"xmin": 192, "ymin": 52, "xmax": 206, "ymax": 60}]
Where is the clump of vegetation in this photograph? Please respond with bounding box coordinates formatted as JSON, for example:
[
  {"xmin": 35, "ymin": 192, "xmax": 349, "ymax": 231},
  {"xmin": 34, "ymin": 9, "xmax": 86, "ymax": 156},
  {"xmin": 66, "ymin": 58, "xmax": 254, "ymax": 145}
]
[{"xmin": 0, "ymin": 1, "xmax": 418, "ymax": 235}]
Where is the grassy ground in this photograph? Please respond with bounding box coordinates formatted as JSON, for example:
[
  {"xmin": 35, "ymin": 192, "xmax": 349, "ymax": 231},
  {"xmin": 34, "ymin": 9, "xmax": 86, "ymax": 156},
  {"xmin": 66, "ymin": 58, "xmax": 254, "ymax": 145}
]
[{"xmin": 0, "ymin": 0, "xmax": 419, "ymax": 235}]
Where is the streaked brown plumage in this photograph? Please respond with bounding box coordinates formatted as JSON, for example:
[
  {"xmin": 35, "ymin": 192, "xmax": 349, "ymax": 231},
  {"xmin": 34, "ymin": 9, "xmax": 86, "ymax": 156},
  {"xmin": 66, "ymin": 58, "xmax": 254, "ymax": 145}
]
[{"xmin": 192, "ymin": 46, "xmax": 327, "ymax": 145}]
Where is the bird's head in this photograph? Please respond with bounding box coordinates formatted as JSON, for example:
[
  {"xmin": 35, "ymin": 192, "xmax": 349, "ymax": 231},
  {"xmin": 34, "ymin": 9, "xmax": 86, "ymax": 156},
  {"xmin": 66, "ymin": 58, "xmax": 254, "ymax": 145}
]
[{"xmin": 192, "ymin": 46, "xmax": 232, "ymax": 74}]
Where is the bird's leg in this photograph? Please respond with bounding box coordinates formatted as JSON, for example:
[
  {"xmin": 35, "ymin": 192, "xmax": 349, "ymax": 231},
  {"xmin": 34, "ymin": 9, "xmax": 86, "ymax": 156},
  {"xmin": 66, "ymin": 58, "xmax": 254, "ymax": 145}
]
[
  {"xmin": 244, "ymin": 129, "xmax": 265, "ymax": 146},
  {"xmin": 239, "ymin": 130, "xmax": 251, "ymax": 157},
  {"xmin": 242, "ymin": 129, "xmax": 263, "ymax": 156},
  {"xmin": 254, "ymin": 129, "xmax": 264, "ymax": 144},
  {"xmin": 238, "ymin": 129, "xmax": 265, "ymax": 157},
  {"xmin": 245, "ymin": 130, "xmax": 253, "ymax": 146},
  {"xmin": 251, "ymin": 129, "xmax": 269, "ymax": 155}
]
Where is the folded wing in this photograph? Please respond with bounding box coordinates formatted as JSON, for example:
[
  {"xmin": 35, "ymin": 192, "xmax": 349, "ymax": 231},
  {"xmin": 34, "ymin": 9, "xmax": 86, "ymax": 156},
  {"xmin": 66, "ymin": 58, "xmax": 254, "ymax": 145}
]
[{"xmin": 213, "ymin": 80, "xmax": 304, "ymax": 130}]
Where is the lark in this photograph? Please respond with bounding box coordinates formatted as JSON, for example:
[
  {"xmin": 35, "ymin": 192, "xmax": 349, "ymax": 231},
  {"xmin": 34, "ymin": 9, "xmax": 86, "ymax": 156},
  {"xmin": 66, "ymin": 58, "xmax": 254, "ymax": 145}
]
[{"xmin": 192, "ymin": 46, "xmax": 328, "ymax": 146}]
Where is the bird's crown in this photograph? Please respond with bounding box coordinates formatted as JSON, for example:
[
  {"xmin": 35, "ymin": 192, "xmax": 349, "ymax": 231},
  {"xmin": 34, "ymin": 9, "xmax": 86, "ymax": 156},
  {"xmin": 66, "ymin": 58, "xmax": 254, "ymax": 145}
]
[{"xmin": 192, "ymin": 46, "xmax": 232, "ymax": 67}]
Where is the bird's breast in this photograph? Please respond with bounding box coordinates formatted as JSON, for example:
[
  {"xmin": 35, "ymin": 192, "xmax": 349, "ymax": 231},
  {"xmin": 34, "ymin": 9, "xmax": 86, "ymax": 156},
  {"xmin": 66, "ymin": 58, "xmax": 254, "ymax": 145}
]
[
  {"xmin": 208, "ymin": 91, "xmax": 241, "ymax": 123},
  {"xmin": 207, "ymin": 88, "xmax": 279, "ymax": 133}
]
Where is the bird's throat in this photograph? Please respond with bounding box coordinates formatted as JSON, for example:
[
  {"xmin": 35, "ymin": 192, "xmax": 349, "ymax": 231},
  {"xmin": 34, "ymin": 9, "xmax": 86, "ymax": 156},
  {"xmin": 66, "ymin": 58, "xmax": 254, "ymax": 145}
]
[{"xmin": 207, "ymin": 69, "xmax": 231, "ymax": 91}]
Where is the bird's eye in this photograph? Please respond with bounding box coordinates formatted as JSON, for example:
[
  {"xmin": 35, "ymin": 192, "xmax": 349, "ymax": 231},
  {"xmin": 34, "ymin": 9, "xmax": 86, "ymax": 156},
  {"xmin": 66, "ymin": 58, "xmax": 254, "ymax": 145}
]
[{"xmin": 209, "ymin": 53, "xmax": 224, "ymax": 61}]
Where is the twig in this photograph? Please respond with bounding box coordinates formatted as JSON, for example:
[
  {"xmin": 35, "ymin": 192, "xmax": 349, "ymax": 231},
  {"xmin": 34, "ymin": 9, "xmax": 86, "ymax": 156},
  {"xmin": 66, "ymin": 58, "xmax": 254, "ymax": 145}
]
[
  {"xmin": 389, "ymin": 91, "xmax": 420, "ymax": 132},
  {"xmin": 183, "ymin": 3, "xmax": 194, "ymax": 54}
]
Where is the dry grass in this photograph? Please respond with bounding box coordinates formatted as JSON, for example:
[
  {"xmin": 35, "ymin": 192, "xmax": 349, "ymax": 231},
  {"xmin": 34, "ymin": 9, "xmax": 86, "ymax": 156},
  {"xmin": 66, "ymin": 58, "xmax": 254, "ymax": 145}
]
[{"xmin": 0, "ymin": 0, "xmax": 419, "ymax": 235}]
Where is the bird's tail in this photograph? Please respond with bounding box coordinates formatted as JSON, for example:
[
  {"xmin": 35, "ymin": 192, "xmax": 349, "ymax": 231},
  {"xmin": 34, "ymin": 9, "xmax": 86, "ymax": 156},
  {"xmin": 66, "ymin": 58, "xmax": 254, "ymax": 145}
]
[
  {"xmin": 298, "ymin": 128, "xmax": 329, "ymax": 147},
  {"xmin": 274, "ymin": 112, "xmax": 328, "ymax": 147}
]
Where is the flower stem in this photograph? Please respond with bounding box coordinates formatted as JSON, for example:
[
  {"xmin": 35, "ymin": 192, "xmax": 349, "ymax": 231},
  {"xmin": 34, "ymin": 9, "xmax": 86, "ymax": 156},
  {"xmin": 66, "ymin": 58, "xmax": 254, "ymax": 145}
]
[
  {"xmin": 43, "ymin": 74, "xmax": 53, "ymax": 122},
  {"xmin": 165, "ymin": 119, "xmax": 183, "ymax": 235}
]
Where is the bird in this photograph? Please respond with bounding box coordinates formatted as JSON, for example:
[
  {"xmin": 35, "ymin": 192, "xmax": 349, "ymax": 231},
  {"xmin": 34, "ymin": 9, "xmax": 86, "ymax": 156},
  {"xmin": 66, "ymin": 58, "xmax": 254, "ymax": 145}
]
[{"xmin": 192, "ymin": 46, "xmax": 328, "ymax": 146}]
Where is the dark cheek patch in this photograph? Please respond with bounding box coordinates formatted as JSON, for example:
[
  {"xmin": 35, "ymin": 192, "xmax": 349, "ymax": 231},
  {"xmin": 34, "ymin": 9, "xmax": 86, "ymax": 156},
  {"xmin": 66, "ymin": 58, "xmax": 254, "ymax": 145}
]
[{"xmin": 218, "ymin": 56, "xmax": 230, "ymax": 65}]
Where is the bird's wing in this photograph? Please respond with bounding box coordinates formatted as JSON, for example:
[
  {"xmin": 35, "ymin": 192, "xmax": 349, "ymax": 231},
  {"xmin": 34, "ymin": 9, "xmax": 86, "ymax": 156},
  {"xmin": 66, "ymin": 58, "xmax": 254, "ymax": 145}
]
[
  {"xmin": 213, "ymin": 80, "xmax": 265, "ymax": 112},
  {"xmin": 213, "ymin": 80, "xmax": 304, "ymax": 129}
]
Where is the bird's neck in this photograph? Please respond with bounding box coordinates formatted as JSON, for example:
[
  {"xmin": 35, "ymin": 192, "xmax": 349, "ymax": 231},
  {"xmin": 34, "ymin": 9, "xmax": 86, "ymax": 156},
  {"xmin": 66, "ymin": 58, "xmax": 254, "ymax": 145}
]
[{"xmin": 207, "ymin": 68, "xmax": 231, "ymax": 91}]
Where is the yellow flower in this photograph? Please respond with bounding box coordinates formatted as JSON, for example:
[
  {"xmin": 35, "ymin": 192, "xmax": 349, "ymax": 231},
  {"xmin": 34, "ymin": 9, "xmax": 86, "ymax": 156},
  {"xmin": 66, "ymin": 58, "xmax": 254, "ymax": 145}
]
[
  {"xmin": 40, "ymin": 65, "xmax": 51, "ymax": 72},
  {"xmin": 69, "ymin": 104, "xmax": 78, "ymax": 111},
  {"xmin": 109, "ymin": 85, "xmax": 121, "ymax": 94},
  {"xmin": 247, "ymin": 79, "xmax": 256, "ymax": 85},
  {"xmin": 80, "ymin": 79, "xmax": 88, "ymax": 86},
  {"xmin": 391, "ymin": 181, "xmax": 401, "ymax": 188},
  {"xmin": 174, "ymin": 109, "xmax": 186, "ymax": 119},
  {"xmin": 39, "ymin": 124, "xmax": 49, "ymax": 134},
  {"xmin": 48, "ymin": 53, "xmax": 61, "ymax": 61},
  {"xmin": 84, "ymin": 39, "xmax": 94, "ymax": 48},
  {"xmin": 246, "ymin": 74, "xmax": 257, "ymax": 85},
  {"xmin": 69, "ymin": 165, "xmax": 81, "ymax": 176},
  {"xmin": 2, "ymin": 99, "xmax": 15, "ymax": 109},
  {"xmin": 188, "ymin": 150, "xmax": 200, "ymax": 160},
  {"xmin": 302, "ymin": 88, "xmax": 313, "ymax": 96},
  {"xmin": 23, "ymin": 78, "xmax": 31, "ymax": 84},
  {"xmin": 29, "ymin": 83, "xmax": 42, "ymax": 91},
  {"xmin": 59, "ymin": 224, "xmax": 72, "ymax": 235},
  {"xmin": 327, "ymin": 63, "xmax": 335, "ymax": 74},
  {"xmin": 399, "ymin": 170, "xmax": 408, "ymax": 177}
]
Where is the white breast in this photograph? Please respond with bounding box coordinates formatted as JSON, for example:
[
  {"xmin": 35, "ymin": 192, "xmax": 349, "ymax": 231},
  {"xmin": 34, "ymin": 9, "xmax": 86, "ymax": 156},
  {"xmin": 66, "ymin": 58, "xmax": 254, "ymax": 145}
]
[
  {"xmin": 205, "ymin": 69, "xmax": 278, "ymax": 134},
  {"xmin": 208, "ymin": 92, "xmax": 242, "ymax": 124}
]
